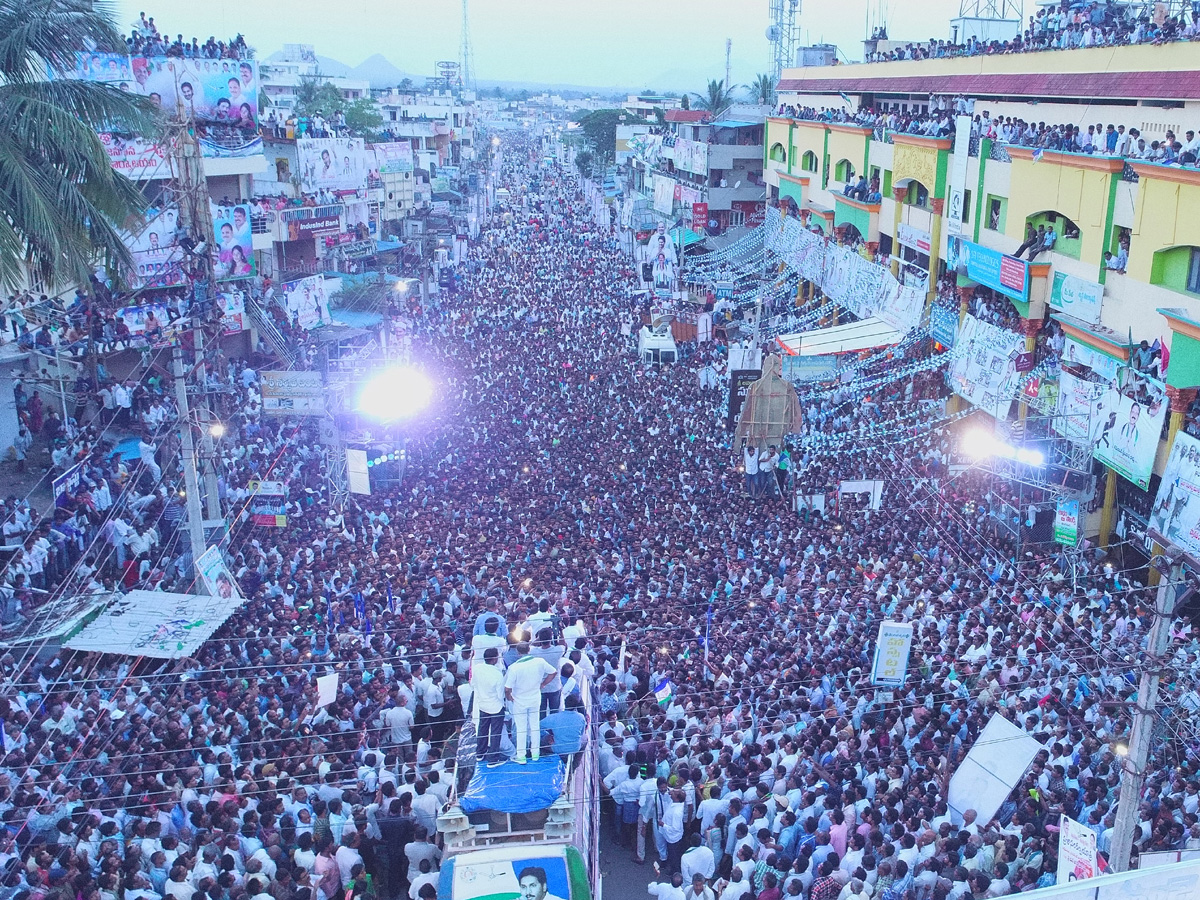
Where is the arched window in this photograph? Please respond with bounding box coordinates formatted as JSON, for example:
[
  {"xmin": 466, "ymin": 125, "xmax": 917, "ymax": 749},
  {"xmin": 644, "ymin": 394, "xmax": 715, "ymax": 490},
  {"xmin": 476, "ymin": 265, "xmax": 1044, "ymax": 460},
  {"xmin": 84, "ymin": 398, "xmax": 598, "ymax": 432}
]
[
  {"xmin": 801, "ymin": 151, "xmax": 819, "ymax": 173},
  {"xmin": 769, "ymin": 142, "xmax": 787, "ymax": 163},
  {"xmin": 835, "ymin": 159, "xmax": 855, "ymax": 183}
]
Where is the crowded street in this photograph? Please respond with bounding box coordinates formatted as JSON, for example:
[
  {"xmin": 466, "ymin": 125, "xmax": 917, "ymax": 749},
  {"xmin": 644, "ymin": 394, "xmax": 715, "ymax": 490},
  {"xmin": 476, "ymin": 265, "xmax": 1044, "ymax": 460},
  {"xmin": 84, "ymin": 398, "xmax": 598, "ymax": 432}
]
[{"xmin": 0, "ymin": 130, "xmax": 1195, "ymax": 900}]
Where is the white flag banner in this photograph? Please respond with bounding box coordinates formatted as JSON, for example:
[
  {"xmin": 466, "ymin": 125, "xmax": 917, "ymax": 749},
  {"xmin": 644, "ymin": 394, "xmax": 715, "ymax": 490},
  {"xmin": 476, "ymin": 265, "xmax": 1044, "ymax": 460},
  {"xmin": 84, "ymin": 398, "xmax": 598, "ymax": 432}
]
[
  {"xmin": 948, "ymin": 712, "xmax": 1042, "ymax": 827},
  {"xmin": 66, "ymin": 590, "xmax": 246, "ymax": 659},
  {"xmin": 316, "ymin": 672, "xmax": 340, "ymax": 709}
]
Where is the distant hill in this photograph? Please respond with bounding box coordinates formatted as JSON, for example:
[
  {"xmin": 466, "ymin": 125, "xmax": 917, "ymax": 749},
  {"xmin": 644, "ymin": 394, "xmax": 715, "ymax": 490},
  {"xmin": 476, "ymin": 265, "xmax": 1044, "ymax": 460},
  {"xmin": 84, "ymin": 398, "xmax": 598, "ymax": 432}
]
[{"xmin": 350, "ymin": 54, "xmax": 413, "ymax": 89}]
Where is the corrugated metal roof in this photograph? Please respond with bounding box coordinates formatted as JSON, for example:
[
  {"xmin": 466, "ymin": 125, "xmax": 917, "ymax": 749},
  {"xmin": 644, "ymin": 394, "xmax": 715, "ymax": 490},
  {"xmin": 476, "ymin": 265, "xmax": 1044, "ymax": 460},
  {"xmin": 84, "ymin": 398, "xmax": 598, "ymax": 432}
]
[{"xmin": 778, "ymin": 70, "xmax": 1200, "ymax": 101}]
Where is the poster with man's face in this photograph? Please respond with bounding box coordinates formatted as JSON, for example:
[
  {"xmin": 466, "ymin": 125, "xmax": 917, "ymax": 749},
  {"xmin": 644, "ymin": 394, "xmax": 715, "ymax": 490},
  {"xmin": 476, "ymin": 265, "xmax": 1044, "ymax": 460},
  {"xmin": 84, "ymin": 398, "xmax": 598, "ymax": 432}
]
[{"xmin": 197, "ymin": 546, "xmax": 243, "ymax": 602}]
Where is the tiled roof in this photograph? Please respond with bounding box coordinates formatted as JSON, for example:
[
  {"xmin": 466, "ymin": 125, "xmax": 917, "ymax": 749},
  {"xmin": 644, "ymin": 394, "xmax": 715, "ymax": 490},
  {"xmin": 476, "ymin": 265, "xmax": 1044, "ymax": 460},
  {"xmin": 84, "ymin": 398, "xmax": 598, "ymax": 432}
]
[{"xmin": 665, "ymin": 109, "xmax": 711, "ymax": 123}]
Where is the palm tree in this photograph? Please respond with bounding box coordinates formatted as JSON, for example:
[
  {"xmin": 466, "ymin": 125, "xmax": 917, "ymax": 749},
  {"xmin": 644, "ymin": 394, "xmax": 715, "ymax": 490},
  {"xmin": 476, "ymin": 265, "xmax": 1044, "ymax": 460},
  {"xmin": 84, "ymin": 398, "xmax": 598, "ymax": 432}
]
[
  {"xmin": 0, "ymin": 0, "xmax": 160, "ymax": 290},
  {"xmin": 691, "ymin": 79, "xmax": 739, "ymax": 121},
  {"xmin": 749, "ymin": 73, "xmax": 776, "ymax": 107}
]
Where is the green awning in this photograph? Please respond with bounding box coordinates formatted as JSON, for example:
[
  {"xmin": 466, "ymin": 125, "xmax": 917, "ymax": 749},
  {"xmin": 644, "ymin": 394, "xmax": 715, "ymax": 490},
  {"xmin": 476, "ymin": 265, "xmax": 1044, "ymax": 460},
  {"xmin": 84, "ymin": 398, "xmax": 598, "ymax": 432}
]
[{"xmin": 668, "ymin": 227, "xmax": 704, "ymax": 248}]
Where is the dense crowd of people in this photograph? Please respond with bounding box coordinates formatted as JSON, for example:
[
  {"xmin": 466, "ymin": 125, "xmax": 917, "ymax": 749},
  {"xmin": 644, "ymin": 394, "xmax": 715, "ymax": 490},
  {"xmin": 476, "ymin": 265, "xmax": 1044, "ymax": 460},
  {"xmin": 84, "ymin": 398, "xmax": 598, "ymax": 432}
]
[
  {"xmin": 865, "ymin": 2, "xmax": 1200, "ymax": 61},
  {"xmin": 774, "ymin": 99, "xmax": 1200, "ymax": 166},
  {"xmin": 126, "ymin": 12, "xmax": 251, "ymax": 61},
  {"xmin": 0, "ymin": 132, "xmax": 1196, "ymax": 900}
]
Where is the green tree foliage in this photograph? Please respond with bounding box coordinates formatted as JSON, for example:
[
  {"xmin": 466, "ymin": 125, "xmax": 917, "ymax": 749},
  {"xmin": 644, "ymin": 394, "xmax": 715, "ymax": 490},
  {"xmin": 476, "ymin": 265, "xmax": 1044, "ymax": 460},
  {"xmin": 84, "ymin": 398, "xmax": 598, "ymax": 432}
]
[
  {"xmin": 691, "ymin": 79, "xmax": 739, "ymax": 120},
  {"xmin": 294, "ymin": 78, "xmax": 383, "ymax": 139},
  {"xmin": 574, "ymin": 149, "xmax": 594, "ymax": 178},
  {"xmin": 749, "ymin": 73, "xmax": 776, "ymax": 106},
  {"xmin": 0, "ymin": 0, "xmax": 161, "ymax": 290},
  {"xmin": 570, "ymin": 109, "xmax": 649, "ymax": 166}
]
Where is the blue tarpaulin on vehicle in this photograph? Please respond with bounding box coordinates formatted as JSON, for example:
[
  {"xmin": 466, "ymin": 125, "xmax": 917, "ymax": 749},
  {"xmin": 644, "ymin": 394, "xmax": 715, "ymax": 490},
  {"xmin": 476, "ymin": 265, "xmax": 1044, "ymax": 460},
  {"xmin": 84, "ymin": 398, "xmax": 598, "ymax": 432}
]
[{"xmin": 459, "ymin": 755, "xmax": 565, "ymax": 814}]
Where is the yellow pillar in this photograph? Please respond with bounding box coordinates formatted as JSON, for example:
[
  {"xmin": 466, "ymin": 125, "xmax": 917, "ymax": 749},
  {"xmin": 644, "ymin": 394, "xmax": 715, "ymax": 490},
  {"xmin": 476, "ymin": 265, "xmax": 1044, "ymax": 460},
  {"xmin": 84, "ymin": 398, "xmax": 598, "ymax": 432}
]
[
  {"xmin": 1149, "ymin": 386, "xmax": 1198, "ymax": 583},
  {"xmin": 1098, "ymin": 466, "xmax": 1118, "ymax": 551},
  {"xmin": 890, "ymin": 186, "xmax": 906, "ymax": 279},
  {"xmin": 957, "ymin": 285, "xmax": 972, "ymax": 327}
]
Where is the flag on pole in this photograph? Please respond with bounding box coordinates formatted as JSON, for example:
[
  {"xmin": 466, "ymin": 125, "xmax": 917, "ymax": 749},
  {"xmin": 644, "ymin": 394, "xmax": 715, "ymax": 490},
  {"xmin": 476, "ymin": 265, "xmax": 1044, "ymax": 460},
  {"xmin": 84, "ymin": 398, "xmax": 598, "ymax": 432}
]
[
  {"xmin": 387, "ymin": 582, "xmax": 395, "ymax": 614},
  {"xmin": 654, "ymin": 678, "xmax": 674, "ymax": 706},
  {"xmin": 704, "ymin": 605, "xmax": 714, "ymax": 664}
]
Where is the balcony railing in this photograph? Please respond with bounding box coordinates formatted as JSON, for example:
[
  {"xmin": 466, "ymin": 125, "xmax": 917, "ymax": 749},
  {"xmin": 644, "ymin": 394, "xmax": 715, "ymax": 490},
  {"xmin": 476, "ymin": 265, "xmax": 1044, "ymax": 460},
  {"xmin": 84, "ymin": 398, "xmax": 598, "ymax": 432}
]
[
  {"xmin": 280, "ymin": 203, "xmax": 345, "ymax": 222},
  {"xmin": 989, "ymin": 142, "xmax": 1013, "ymax": 163}
]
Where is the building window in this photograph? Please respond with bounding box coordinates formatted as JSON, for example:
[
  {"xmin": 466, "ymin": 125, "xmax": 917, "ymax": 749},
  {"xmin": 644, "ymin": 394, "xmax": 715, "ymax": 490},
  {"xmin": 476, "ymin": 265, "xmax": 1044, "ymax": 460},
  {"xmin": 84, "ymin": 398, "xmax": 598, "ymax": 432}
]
[
  {"xmin": 987, "ymin": 196, "xmax": 1007, "ymax": 232},
  {"xmin": 801, "ymin": 151, "xmax": 818, "ymax": 173},
  {"xmin": 1149, "ymin": 245, "xmax": 1200, "ymax": 295},
  {"xmin": 834, "ymin": 159, "xmax": 855, "ymax": 183},
  {"xmin": 769, "ymin": 142, "xmax": 787, "ymax": 163},
  {"xmin": 905, "ymin": 182, "xmax": 930, "ymax": 209}
]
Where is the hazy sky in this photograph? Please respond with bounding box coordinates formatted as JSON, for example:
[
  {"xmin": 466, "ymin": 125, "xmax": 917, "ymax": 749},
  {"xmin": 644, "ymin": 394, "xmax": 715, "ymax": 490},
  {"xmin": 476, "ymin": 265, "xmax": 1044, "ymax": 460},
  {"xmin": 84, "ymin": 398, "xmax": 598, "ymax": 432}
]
[{"xmin": 114, "ymin": 0, "xmax": 974, "ymax": 90}]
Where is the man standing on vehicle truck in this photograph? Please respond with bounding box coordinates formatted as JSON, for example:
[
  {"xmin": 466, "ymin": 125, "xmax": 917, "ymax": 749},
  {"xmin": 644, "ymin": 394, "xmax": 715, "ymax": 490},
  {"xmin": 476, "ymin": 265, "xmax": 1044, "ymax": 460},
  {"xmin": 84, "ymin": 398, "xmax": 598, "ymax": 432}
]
[{"xmin": 504, "ymin": 641, "xmax": 557, "ymax": 764}]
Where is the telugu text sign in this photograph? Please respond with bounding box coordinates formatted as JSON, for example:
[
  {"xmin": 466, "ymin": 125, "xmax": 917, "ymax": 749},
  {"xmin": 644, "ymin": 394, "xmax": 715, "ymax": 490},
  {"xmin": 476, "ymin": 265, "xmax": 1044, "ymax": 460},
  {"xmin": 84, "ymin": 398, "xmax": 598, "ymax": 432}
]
[{"xmin": 871, "ymin": 621, "xmax": 913, "ymax": 687}]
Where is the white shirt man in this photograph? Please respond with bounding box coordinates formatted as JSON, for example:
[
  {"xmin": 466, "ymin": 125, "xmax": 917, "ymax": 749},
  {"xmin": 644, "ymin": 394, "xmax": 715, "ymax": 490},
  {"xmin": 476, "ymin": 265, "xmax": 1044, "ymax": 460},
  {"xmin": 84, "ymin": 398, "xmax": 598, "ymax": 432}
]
[
  {"xmin": 381, "ymin": 701, "xmax": 414, "ymax": 746},
  {"xmin": 680, "ymin": 843, "xmax": 715, "ymax": 883},
  {"xmin": 504, "ymin": 647, "xmax": 556, "ymax": 763}
]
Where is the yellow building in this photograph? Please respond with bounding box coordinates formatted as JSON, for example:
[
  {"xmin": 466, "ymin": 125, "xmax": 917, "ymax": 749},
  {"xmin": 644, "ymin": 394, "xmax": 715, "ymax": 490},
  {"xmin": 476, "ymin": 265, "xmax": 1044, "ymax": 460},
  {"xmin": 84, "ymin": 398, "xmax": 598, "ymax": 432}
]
[{"xmin": 767, "ymin": 43, "xmax": 1200, "ymax": 548}]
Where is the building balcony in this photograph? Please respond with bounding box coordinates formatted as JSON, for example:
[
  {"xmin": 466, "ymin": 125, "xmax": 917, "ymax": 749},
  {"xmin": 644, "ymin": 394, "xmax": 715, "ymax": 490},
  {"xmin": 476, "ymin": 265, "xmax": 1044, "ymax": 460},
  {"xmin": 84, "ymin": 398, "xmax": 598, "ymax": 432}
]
[
  {"xmin": 708, "ymin": 143, "xmax": 764, "ymax": 169},
  {"xmin": 707, "ymin": 184, "xmax": 768, "ymax": 210}
]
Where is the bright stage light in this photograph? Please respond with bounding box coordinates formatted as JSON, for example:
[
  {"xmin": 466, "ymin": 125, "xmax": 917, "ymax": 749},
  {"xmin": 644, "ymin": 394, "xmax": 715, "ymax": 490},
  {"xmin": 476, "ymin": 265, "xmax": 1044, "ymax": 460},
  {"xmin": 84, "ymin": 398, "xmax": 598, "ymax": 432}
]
[
  {"xmin": 358, "ymin": 367, "xmax": 433, "ymax": 422},
  {"xmin": 962, "ymin": 428, "xmax": 996, "ymax": 461},
  {"xmin": 963, "ymin": 428, "xmax": 1044, "ymax": 467}
]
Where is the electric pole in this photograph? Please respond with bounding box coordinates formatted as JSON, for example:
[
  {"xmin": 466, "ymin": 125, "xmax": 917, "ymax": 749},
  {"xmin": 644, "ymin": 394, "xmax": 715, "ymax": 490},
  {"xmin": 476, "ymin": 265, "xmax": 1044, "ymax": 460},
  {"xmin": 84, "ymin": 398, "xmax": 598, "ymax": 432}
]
[
  {"xmin": 173, "ymin": 345, "xmax": 208, "ymax": 573},
  {"xmin": 1110, "ymin": 548, "xmax": 1183, "ymax": 872}
]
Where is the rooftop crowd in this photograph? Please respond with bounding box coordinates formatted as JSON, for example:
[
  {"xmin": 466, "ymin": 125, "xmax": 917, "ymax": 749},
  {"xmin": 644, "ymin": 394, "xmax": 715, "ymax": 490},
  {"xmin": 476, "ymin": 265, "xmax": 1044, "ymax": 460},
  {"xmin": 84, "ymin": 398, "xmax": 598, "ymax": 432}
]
[
  {"xmin": 0, "ymin": 133, "xmax": 1195, "ymax": 900},
  {"xmin": 866, "ymin": 2, "xmax": 1200, "ymax": 61},
  {"xmin": 774, "ymin": 98, "xmax": 1200, "ymax": 167},
  {"xmin": 126, "ymin": 12, "xmax": 251, "ymax": 61}
]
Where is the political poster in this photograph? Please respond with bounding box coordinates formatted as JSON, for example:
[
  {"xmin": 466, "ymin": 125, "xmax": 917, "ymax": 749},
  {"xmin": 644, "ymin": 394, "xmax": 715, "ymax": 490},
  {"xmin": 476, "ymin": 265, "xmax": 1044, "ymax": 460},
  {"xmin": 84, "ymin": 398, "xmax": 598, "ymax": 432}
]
[
  {"xmin": 280, "ymin": 275, "xmax": 332, "ymax": 330},
  {"xmin": 673, "ymin": 138, "xmax": 709, "ymax": 176},
  {"xmin": 66, "ymin": 589, "xmax": 246, "ymax": 658},
  {"xmin": 1091, "ymin": 369, "xmax": 1167, "ymax": 491},
  {"xmin": 52, "ymin": 462, "xmax": 85, "ymax": 508},
  {"xmin": 115, "ymin": 302, "xmax": 174, "ymax": 345},
  {"xmin": 1050, "ymin": 271, "xmax": 1104, "ymax": 325},
  {"xmin": 63, "ymin": 53, "xmax": 260, "ymax": 160},
  {"xmin": 653, "ymin": 174, "xmax": 675, "ymax": 215},
  {"xmin": 691, "ymin": 201, "xmax": 709, "ymax": 233},
  {"xmin": 248, "ymin": 480, "xmax": 289, "ymax": 527},
  {"xmin": 727, "ymin": 369, "xmax": 761, "ymax": 429},
  {"xmin": 450, "ymin": 855, "xmax": 572, "ymax": 900},
  {"xmin": 371, "ymin": 141, "xmax": 414, "ymax": 174},
  {"xmin": 1057, "ymin": 815, "xmax": 1097, "ymax": 883},
  {"xmin": 212, "ymin": 204, "xmax": 256, "ymax": 280},
  {"xmin": 870, "ymin": 621, "xmax": 914, "ymax": 687},
  {"xmin": 100, "ymin": 132, "xmax": 170, "ymax": 179},
  {"xmin": 297, "ymin": 137, "xmax": 370, "ymax": 192},
  {"xmin": 1055, "ymin": 370, "xmax": 1105, "ymax": 444},
  {"xmin": 261, "ymin": 370, "xmax": 327, "ymax": 416},
  {"xmin": 125, "ymin": 208, "xmax": 187, "ymax": 289},
  {"xmin": 1062, "ymin": 339, "xmax": 1121, "ymax": 382},
  {"xmin": 1055, "ymin": 500, "xmax": 1080, "ymax": 546},
  {"xmin": 1149, "ymin": 431, "xmax": 1200, "ymax": 556},
  {"xmin": 220, "ymin": 291, "xmax": 247, "ymax": 334},
  {"xmin": 196, "ymin": 546, "xmax": 242, "ymax": 601},
  {"xmin": 947, "ymin": 314, "xmax": 1025, "ymax": 420}
]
